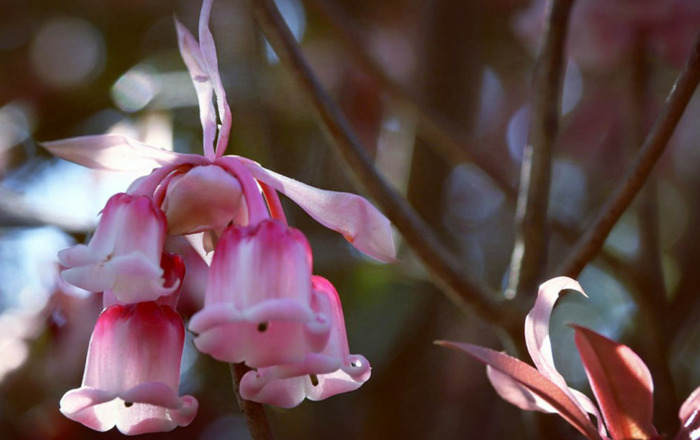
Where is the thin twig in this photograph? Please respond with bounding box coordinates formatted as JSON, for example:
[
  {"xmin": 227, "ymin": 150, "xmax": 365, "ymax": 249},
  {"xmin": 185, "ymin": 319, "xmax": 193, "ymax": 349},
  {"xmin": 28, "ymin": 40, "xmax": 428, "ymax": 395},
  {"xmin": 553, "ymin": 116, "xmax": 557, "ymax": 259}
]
[
  {"xmin": 505, "ymin": 0, "xmax": 575, "ymax": 299},
  {"xmin": 299, "ymin": 0, "xmax": 633, "ymax": 288},
  {"xmin": 301, "ymin": 0, "xmax": 517, "ymax": 197},
  {"xmin": 556, "ymin": 31, "xmax": 700, "ymax": 278},
  {"xmin": 250, "ymin": 0, "xmax": 523, "ymax": 331},
  {"xmin": 230, "ymin": 363, "xmax": 274, "ymax": 440}
]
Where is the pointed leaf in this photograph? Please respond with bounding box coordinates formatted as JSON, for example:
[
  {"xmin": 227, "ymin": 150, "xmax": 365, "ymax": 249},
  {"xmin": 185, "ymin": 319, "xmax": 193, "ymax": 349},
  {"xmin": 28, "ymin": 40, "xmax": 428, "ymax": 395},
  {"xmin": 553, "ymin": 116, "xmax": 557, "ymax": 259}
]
[
  {"xmin": 437, "ymin": 341, "xmax": 603, "ymax": 440},
  {"xmin": 525, "ymin": 277, "xmax": 586, "ymax": 388},
  {"xmin": 573, "ymin": 325, "xmax": 658, "ymax": 440},
  {"xmin": 525, "ymin": 277, "xmax": 609, "ymax": 437},
  {"xmin": 42, "ymin": 135, "xmax": 188, "ymax": 171},
  {"xmin": 240, "ymin": 159, "xmax": 396, "ymax": 262}
]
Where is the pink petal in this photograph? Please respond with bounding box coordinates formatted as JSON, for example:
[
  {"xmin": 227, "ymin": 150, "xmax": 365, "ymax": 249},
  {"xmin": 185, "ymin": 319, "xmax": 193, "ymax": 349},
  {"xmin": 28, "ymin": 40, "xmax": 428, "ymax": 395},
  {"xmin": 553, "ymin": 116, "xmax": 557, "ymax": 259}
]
[
  {"xmin": 197, "ymin": 0, "xmax": 231, "ymax": 158},
  {"xmin": 175, "ymin": 18, "xmax": 217, "ymax": 160},
  {"xmin": 161, "ymin": 165, "xmax": 244, "ymax": 235},
  {"xmin": 241, "ymin": 159, "xmax": 396, "ymax": 262},
  {"xmin": 437, "ymin": 341, "xmax": 603, "ymax": 440},
  {"xmin": 61, "ymin": 303, "xmax": 198, "ymax": 434},
  {"xmin": 189, "ymin": 221, "xmax": 325, "ymax": 368},
  {"xmin": 573, "ymin": 325, "xmax": 658, "ymax": 440},
  {"xmin": 42, "ymin": 134, "xmax": 186, "ymax": 171},
  {"xmin": 239, "ymin": 279, "xmax": 371, "ymax": 408}
]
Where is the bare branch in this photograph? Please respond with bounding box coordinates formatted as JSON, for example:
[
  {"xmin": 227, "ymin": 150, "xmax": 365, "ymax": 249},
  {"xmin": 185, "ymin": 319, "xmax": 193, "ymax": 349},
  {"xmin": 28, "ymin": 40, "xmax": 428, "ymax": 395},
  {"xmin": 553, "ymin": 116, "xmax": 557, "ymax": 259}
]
[
  {"xmin": 300, "ymin": 0, "xmax": 636, "ymax": 290},
  {"xmin": 301, "ymin": 0, "xmax": 517, "ymax": 197},
  {"xmin": 556, "ymin": 31, "xmax": 700, "ymax": 278},
  {"xmin": 250, "ymin": 0, "xmax": 521, "ymax": 329},
  {"xmin": 505, "ymin": 0, "xmax": 575, "ymax": 298}
]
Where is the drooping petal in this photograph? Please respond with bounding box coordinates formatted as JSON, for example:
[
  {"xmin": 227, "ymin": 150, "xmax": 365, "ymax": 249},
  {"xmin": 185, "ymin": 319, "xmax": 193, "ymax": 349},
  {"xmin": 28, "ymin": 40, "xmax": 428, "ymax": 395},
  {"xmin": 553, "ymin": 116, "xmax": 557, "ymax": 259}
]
[
  {"xmin": 197, "ymin": 0, "xmax": 231, "ymax": 158},
  {"xmin": 573, "ymin": 325, "xmax": 658, "ymax": 440},
  {"xmin": 436, "ymin": 341, "xmax": 603, "ymax": 440},
  {"xmin": 42, "ymin": 134, "xmax": 188, "ymax": 171},
  {"xmin": 240, "ymin": 159, "xmax": 396, "ymax": 262}
]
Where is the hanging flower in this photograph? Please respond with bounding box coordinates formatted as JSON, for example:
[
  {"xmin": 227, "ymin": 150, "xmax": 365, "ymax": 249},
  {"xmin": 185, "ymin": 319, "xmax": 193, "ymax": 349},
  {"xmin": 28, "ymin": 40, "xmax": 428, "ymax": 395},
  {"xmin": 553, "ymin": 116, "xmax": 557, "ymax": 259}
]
[
  {"xmin": 189, "ymin": 220, "xmax": 331, "ymax": 368},
  {"xmin": 59, "ymin": 301, "xmax": 198, "ymax": 435},
  {"xmin": 239, "ymin": 276, "xmax": 371, "ymax": 408},
  {"xmin": 45, "ymin": 0, "xmax": 395, "ymax": 432},
  {"xmin": 42, "ymin": 0, "xmax": 396, "ymax": 264},
  {"xmin": 58, "ymin": 193, "xmax": 176, "ymax": 303}
]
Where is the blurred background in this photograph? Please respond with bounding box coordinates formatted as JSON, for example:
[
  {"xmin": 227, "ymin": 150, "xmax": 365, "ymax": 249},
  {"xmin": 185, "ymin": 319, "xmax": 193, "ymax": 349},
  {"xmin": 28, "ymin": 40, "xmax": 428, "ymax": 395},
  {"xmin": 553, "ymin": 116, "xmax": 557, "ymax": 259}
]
[{"xmin": 2, "ymin": 0, "xmax": 700, "ymax": 438}]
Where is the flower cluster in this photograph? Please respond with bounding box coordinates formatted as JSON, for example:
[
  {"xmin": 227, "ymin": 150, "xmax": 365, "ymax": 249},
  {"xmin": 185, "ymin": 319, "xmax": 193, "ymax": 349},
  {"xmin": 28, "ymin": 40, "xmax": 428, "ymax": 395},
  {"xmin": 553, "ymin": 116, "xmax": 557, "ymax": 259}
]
[
  {"xmin": 46, "ymin": 0, "xmax": 394, "ymax": 435},
  {"xmin": 439, "ymin": 277, "xmax": 700, "ymax": 440}
]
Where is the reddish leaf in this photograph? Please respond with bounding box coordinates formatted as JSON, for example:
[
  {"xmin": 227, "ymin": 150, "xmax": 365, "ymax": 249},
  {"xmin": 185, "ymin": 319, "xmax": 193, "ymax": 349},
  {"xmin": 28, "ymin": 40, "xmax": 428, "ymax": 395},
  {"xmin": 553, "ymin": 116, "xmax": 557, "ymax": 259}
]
[
  {"xmin": 437, "ymin": 340, "xmax": 602, "ymax": 440},
  {"xmin": 573, "ymin": 325, "xmax": 658, "ymax": 440}
]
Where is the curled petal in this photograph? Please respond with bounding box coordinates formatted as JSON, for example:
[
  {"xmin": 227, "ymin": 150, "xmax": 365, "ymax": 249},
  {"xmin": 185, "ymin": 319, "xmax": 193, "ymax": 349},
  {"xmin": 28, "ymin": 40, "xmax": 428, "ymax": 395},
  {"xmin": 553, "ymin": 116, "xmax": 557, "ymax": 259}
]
[
  {"xmin": 175, "ymin": 18, "xmax": 216, "ymax": 160},
  {"xmin": 42, "ymin": 134, "xmax": 191, "ymax": 171},
  {"xmin": 436, "ymin": 341, "xmax": 602, "ymax": 440},
  {"xmin": 197, "ymin": 0, "xmax": 231, "ymax": 158},
  {"xmin": 241, "ymin": 159, "xmax": 396, "ymax": 262}
]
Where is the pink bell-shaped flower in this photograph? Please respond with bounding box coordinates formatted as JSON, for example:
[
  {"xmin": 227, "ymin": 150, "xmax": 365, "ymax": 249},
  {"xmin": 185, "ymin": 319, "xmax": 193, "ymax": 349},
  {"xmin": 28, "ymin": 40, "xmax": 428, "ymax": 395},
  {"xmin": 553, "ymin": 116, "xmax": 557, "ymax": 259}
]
[
  {"xmin": 189, "ymin": 220, "xmax": 331, "ymax": 368},
  {"xmin": 239, "ymin": 276, "xmax": 371, "ymax": 408},
  {"xmin": 59, "ymin": 301, "xmax": 198, "ymax": 435},
  {"xmin": 58, "ymin": 193, "xmax": 176, "ymax": 303},
  {"xmin": 159, "ymin": 165, "xmax": 245, "ymax": 235}
]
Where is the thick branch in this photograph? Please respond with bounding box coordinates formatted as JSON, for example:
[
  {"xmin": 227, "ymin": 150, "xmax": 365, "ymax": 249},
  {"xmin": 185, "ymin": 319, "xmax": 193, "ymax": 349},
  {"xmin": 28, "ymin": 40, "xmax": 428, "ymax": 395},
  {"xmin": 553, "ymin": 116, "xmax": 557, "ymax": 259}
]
[
  {"xmin": 505, "ymin": 0, "xmax": 575, "ymax": 298},
  {"xmin": 230, "ymin": 363, "xmax": 274, "ymax": 440},
  {"xmin": 556, "ymin": 31, "xmax": 700, "ymax": 278},
  {"xmin": 251, "ymin": 0, "xmax": 521, "ymax": 330}
]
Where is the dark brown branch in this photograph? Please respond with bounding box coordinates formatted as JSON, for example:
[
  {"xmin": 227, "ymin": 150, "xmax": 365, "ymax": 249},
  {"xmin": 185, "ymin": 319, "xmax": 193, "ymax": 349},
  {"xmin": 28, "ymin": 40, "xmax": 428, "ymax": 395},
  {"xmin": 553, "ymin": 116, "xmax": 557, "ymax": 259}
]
[
  {"xmin": 230, "ymin": 363, "xmax": 274, "ymax": 440},
  {"xmin": 505, "ymin": 0, "xmax": 575, "ymax": 299},
  {"xmin": 300, "ymin": 0, "xmax": 517, "ymax": 197},
  {"xmin": 556, "ymin": 31, "xmax": 700, "ymax": 278},
  {"xmin": 250, "ymin": 0, "xmax": 522, "ymax": 330},
  {"xmin": 299, "ymin": 0, "xmax": 634, "ymax": 289}
]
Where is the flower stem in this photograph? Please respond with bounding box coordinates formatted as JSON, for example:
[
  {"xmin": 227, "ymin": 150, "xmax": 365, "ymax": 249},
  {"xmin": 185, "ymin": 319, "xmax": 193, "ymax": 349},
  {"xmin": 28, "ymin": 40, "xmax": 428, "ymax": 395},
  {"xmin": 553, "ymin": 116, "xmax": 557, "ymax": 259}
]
[{"xmin": 230, "ymin": 362, "xmax": 274, "ymax": 440}]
